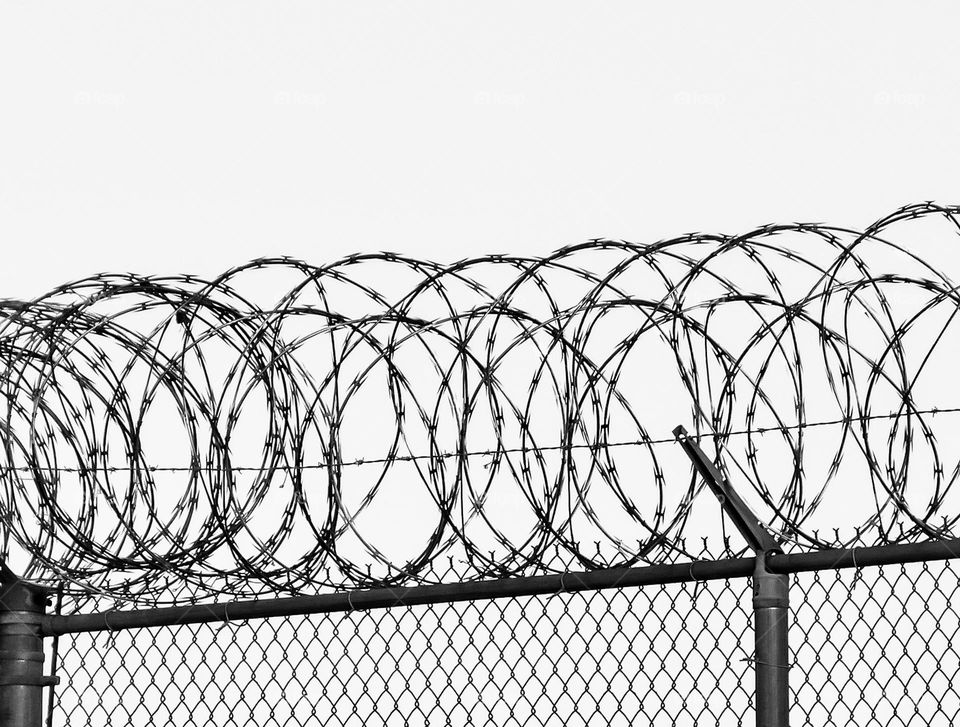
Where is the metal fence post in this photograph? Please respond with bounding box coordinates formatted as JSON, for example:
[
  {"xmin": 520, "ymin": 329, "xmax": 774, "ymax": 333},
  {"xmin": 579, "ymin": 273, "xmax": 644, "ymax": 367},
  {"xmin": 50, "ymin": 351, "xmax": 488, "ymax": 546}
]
[
  {"xmin": 674, "ymin": 426, "xmax": 790, "ymax": 727},
  {"xmin": 753, "ymin": 554, "xmax": 790, "ymax": 727},
  {"xmin": 0, "ymin": 578, "xmax": 52, "ymax": 727}
]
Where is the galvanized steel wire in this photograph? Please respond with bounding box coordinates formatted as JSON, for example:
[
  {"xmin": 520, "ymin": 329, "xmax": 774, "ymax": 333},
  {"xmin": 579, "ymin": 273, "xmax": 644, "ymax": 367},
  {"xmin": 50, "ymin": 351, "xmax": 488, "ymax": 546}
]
[{"xmin": 1, "ymin": 202, "xmax": 960, "ymax": 602}]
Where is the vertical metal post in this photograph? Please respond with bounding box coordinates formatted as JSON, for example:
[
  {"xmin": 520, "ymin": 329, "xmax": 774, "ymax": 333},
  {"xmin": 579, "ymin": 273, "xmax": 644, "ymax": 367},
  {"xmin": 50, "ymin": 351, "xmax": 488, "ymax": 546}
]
[
  {"xmin": 753, "ymin": 555, "xmax": 790, "ymax": 727},
  {"xmin": 0, "ymin": 579, "xmax": 52, "ymax": 727},
  {"xmin": 673, "ymin": 426, "xmax": 790, "ymax": 727}
]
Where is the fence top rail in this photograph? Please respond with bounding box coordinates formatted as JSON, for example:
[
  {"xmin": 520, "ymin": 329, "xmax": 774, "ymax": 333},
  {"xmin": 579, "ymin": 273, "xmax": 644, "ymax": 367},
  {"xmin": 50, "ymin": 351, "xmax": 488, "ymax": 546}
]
[{"xmin": 37, "ymin": 537, "xmax": 960, "ymax": 637}]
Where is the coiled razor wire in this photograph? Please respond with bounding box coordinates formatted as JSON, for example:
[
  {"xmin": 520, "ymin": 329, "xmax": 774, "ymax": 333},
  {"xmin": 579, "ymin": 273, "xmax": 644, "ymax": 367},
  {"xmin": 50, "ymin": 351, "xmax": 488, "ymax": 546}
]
[{"xmin": 1, "ymin": 202, "xmax": 960, "ymax": 604}]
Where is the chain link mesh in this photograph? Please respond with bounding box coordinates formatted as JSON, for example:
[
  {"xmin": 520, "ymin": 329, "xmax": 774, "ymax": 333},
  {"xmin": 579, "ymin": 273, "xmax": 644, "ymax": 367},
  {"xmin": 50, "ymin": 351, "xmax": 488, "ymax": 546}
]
[{"xmin": 45, "ymin": 559, "xmax": 960, "ymax": 726}]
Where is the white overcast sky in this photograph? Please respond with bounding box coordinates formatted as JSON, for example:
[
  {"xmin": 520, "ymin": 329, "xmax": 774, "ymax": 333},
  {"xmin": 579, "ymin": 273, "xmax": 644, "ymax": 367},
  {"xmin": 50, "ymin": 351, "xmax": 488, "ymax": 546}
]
[{"xmin": 1, "ymin": 2, "xmax": 958, "ymax": 299}]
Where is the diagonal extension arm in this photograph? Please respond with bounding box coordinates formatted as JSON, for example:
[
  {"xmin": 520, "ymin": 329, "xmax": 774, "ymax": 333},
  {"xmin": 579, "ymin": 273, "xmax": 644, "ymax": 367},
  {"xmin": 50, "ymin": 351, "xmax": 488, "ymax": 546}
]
[
  {"xmin": 673, "ymin": 425, "xmax": 781, "ymax": 554},
  {"xmin": 674, "ymin": 424, "xmax": 789, "ymax": 727}
]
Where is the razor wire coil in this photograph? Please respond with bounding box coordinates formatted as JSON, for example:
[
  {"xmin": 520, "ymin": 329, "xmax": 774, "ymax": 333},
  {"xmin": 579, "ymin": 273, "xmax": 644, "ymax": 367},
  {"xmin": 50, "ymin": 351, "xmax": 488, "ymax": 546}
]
[{"xmin": 2, "ymin": 201, "xmax": 960, "ymax": 603}]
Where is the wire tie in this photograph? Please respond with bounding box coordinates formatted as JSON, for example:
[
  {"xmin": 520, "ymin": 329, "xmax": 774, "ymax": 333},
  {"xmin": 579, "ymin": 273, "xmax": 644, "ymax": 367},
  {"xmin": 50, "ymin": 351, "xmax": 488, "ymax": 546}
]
[
  {"xmin": 217, "ymin": 603, "xmax": 233, "ymax": 632},
  {"xmin": 689, "ymin": 561, "xmax": 704, "ymax": 600},
  {"xmin": 742, "ymin": 656, "xmax": 791, "ymax": 669}
]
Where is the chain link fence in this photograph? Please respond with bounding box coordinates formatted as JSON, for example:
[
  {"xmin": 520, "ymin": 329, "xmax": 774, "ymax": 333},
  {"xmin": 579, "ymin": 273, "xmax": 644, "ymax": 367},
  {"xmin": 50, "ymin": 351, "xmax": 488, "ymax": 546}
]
[{"xmin": 42, "ymin": 557, "xmax": 960, "ymax": 726}]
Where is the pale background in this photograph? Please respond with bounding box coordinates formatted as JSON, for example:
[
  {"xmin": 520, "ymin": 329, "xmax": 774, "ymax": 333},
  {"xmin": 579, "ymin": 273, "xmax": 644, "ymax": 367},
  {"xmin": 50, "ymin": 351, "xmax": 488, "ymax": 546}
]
[
  {"xmin": 3, "ymin": 0, "xmax": 960, "ymax": 583},
  {"xmin": 1, "ymin": 2, "xmax": 958, "ymax": 298},
  {"xmin": 4, "ymin": 5, "xmax": 960, "ymax": 725}
]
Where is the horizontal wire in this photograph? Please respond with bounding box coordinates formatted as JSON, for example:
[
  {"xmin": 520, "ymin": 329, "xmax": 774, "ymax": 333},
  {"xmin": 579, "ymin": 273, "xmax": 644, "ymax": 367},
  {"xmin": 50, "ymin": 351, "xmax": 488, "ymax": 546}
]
[{"xmin": 2, "ymin": 405, "xmax": 959, "ymax": 475}]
